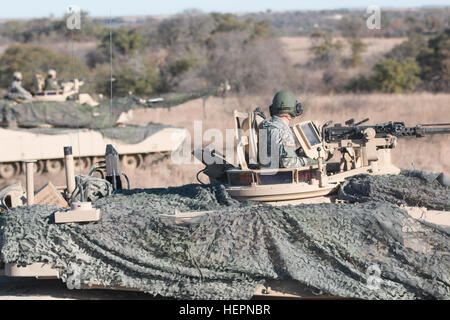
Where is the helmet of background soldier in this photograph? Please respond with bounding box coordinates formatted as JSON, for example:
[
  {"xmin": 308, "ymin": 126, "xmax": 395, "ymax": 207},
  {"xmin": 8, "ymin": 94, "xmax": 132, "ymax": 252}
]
[
  {"xmin": 48, "ymin": 69, "xmax": 57, "ymax": 78},
  {"xmin": 13, "ymin": 72, "xmax": 23, "ymax": 81},
  {"xmin": 269, "ymin": 90, "xmax": 303, "ymax": 118}
]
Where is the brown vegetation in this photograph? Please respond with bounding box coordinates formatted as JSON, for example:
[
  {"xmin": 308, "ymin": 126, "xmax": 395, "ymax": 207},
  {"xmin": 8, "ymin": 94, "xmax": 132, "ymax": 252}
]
[{"xmin": 280, "ymin": 37, "xmax": 406, "ymax": 67}]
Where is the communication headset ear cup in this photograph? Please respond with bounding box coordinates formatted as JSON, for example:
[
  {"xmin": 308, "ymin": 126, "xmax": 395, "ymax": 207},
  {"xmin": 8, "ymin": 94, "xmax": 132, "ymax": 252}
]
[
  {"xmin": 296, "ymin": 103, "xmax": 303, "ymax": 116},
  {"xmin": 269, "ymin": 104, "xmax": 274, "ymax": 117}
]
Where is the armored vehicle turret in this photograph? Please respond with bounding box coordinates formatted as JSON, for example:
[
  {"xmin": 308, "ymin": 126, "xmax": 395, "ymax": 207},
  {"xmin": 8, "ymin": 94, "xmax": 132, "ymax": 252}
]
[{"xmin": 195, "ymin": 109, "xmax": 450, "ymax": 203}]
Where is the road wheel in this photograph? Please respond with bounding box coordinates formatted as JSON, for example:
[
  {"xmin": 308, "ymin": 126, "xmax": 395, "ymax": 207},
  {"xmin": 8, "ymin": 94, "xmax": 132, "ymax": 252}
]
[
  {"xmin": 21, "ymin": 161, "xmax": 44, "ymax": 175},
  {"xmin": 92, "ymin": 157, "xmax": 105, "ymax": 167},
  {"xmin": 135, "ymin": 154, "xmax": 144, "ymax": 169},
  {"xmin": 120, "ymin": 155, "xmax": 139, "ymax": 171},
  {"xmin": 144, "ymin": 153, "xmax": 168, "ymax": 168},
  {"xmin": 0, "ymin": 163, "xmax": 18, "ymax": 179},
  {"xmin": 45, "ymin": 159, "xmax": 63, "ymax": 174},
  {"xmin": 74, "ymin": 157, "xmax": 92, "ymax": 174}
]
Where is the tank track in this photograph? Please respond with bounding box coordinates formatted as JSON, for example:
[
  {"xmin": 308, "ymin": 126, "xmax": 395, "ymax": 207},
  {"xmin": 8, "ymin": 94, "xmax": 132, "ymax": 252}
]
[{"xmin": 0, "ymin": 152, "xmax": 170, "ymax": 185}]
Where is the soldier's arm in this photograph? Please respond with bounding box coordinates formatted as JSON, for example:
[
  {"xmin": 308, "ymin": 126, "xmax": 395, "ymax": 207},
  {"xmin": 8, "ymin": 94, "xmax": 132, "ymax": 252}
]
[
  {"xmin": 279, "ymin": 134, "xmax": 307, "ymax": 168},
  {"xmin": 17, "ymin": 85, "xmax": 32, "ymax": 100},
  {"xmin": 280, "ymin": 151, "xmax": 307, "ymax": 168}
]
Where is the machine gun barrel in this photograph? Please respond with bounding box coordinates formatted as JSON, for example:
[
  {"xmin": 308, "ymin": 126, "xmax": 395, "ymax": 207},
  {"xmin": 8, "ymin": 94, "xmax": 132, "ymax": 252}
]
[
  {"xmin": 419, "ymin": 126, "xmax": 450, "ymax": 136},
  {"xmin": 421, "ymin": 123, "xmax": 450, "ymax": 126},
  {"xmin": 388, "ymin": 123, "xmax": 450, "ymax": 137},
  {"xmin": 323, "ymin": 121, "xmax": 450, "ymax": 142}
]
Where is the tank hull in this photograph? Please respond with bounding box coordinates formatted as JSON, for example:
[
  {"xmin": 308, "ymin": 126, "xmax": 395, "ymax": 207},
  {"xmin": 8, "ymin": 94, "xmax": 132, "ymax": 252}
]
[
  {"xmin": 0, "ymin": 126, "xmax": 187, "ymax": 180},
  {"xmin": 226, "ymin": 182, "xmax": 339, "ymax": 202},
  {"xmin": 0, "ymin": 127, "xmax": 186, "ymax": 161}
]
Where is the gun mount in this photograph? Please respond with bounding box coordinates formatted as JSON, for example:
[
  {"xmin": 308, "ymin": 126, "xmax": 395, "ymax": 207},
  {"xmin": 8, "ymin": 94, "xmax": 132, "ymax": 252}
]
[
  {"xmin": 195, "ymin": 111, "xmax": 450, "ymax": 203},
  {"xmin": 295, "ymin": 119, "xmax": 450, "ymax": 174}
]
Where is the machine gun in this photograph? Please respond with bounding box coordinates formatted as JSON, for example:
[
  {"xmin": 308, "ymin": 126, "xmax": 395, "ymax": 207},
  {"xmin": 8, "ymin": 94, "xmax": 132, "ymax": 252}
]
[
  {"xmin": 195, "ymin": 111, "xmax": 450, "ymax": 203},
  {"xmin": 323, "ymin": 119, "xmax": 450, "ymax": 142},
  {"xmin": 293, "ymin": 119, "xmax": 450, "ymax": 176}
]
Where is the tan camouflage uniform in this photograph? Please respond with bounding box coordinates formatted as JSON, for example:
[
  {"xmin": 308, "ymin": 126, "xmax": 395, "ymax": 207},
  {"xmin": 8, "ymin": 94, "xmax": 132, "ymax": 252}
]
[{"xmin": 6, "ymin": 80, "xmax": 32, "ymax": 101}]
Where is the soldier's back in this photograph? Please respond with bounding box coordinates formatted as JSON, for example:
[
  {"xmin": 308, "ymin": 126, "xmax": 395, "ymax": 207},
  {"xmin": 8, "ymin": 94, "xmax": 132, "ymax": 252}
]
[
  {"xmin": 260, "ymin": 116, "xmax": 308, "ymax": 169},
  {"xmin": 44, "ymin": 78, "xmax": 61, "ymax": 91}
]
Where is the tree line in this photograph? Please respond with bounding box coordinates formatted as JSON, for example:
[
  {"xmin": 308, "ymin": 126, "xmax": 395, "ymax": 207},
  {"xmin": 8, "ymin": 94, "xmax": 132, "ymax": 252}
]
[{"xmin": 0, "ymin": 10, "xmax": 448, "ymax": 96}]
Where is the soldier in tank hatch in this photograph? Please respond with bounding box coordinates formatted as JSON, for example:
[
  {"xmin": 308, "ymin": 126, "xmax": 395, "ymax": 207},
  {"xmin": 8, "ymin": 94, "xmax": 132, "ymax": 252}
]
[
  {"xmin": 259, "ymin": 90, "xmax": 316, "ymax": 169},
  {"xmin": 44, "ymin": 69, "xmax": 61, "ymax": 91},
  {"xmin": 4, "ymin": 72, "xmax": 32, "ymax": 102}
]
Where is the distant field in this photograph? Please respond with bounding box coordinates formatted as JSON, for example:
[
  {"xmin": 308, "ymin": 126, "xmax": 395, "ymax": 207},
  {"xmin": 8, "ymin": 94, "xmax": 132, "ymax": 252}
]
[
  {"xmin": 0, "ymin": 40, "xmax": 97, "ymax": 60},
  {"xmin": 280, "ymin": 36, "xmax": 407, "ymax": 67}
]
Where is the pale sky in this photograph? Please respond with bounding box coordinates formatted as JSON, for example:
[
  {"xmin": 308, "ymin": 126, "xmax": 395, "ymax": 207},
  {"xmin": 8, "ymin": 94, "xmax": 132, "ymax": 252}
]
[{"xmin": 0, "ymin": 0, "xmax": 449, "ymax": 19}]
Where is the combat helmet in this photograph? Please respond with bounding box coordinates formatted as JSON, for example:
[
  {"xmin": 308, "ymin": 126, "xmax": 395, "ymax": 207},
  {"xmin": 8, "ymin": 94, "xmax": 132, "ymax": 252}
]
[
  {"xmin": 269, "ymin": 90, "xmax": 303, "ymax": 118},
  {"xmin": 13, "ymin": 72, "xmax": 23, "ymax": 81},
  {"xmin": 48, "ymin": 69, "xmax": 57, "ymax": 78}
]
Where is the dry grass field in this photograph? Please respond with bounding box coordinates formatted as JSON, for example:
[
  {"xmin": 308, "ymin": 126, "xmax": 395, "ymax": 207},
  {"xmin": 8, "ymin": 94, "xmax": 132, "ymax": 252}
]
[{"xmin": 280, "ymin": 36, "xmax": 408, "ymax": 88}]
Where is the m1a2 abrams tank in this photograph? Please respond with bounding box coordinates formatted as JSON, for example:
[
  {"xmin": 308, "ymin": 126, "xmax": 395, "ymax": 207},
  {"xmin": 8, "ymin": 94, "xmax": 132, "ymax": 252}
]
[
  {"xmin": 0, "ymin": 95, "xmax": 188, "ymax": 182},
  {"xmin": 0, "ymin": 81, "xmax": 231, "ymax": 182},
  {"xmin": 0, "ymin": 125, "xmax": 187, "ymax": 181},
  {"xmin": 195, "ymin": 109, "xmax": 450, "ymax": 203}
]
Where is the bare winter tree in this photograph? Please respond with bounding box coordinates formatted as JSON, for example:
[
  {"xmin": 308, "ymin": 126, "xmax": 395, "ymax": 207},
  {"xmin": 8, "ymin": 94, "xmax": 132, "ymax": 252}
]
[{"xmin": 202, "ymin": 31, "xmax": 294, "ymax": 94}]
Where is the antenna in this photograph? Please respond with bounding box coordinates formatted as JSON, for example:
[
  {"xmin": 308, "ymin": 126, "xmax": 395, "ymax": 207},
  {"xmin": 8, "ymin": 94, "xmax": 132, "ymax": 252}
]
[
  {"xmin": 69, "ymin": 19, "xmax": 83, "ymax": 177},
  {"xmin": 109, "ymin": 9, "xmax": 114, "ymax": 131},
  {"xmin": 108, "ymin": 9, "xmax": 119, "ymax": 184}
]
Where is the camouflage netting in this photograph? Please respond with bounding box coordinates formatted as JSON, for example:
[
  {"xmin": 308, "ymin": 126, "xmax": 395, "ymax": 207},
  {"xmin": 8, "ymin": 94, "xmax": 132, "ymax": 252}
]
[
  {"xmin": 339, "ymin": 170, "xmax": 450, "ymax": 211},
  {"xmin": 0, "ymin": 172, "xmax": 449, "ymax": 300},
  {"xmin": 6, "ymin": 123, "xmax": 172, "ymax": 145},
  {"xmin": 0, "ymin": 97, "xmax": 144, "ymax": 129},
  {"xmin": 97, "ymin": 124, "xmax": 173, "ymax": 144},
  {"xmin": 0, "ymin": 86, "xmax": 224, "ymax": 129},
  {"xmin": 70, "ymin": 175, "xmax": 114, "ymax": 203}
]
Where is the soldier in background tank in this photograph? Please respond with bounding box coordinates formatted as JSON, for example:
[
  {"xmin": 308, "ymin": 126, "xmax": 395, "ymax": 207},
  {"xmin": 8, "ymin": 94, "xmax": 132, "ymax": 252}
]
[
  {"xmin": 0, "ymin": 81, "xmax": 230, "ymax": 129},
  {"xmin": 4, "ymin": 72, "xmax": 32, "ymax": 102},
  {"xmin": 44, "ymin": 69, "xmax": 61, "ymax": 91}
]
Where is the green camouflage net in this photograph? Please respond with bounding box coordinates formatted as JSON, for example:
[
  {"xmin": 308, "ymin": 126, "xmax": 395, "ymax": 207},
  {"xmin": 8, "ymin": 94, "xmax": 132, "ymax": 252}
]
[
  {"xmin": 0, "ymin": 86, "xmax": 225, "ymax": 129},
  {"xmin": 97, "ymin": 124, "xmax": 173, "ymax": 144},
  {"xmin": 6, "ymin": 123, "xmax": 171, "ymax": 145},
  {"xmin": 0, "ymin": 97, "xmax": 143, "ymax": 129},
  {"xmin": 0, "ymin": 173, "xmax": 449, "ymax": 300},
  {"xmin": 339, "ymin": 170, "xmax": 450, "ymax": 211}
]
